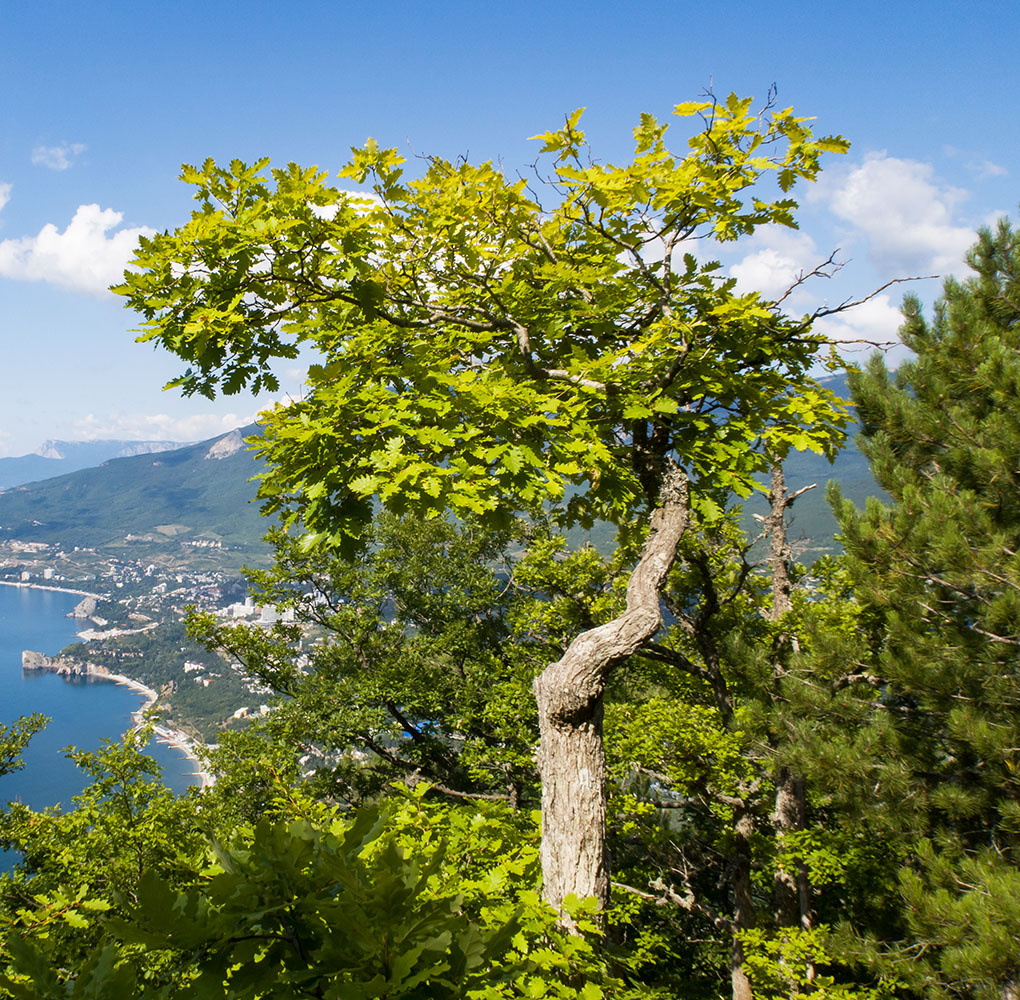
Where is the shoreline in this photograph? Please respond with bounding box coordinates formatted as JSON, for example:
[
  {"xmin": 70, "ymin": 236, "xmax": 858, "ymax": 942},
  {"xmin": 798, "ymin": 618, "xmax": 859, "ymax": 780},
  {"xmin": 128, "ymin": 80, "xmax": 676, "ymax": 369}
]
[
  {"xmin": 0, "ymin": 579, "xmax": 104, "ymax": 600},
  {"xmin": 76, "ymin": 622, "xmax": 159, "ymax": 641},
  {"xmin": 103, "ymin": 671, "xmax": 216, "ymax": 789},
  {"xmin": 9, "ymin": 586, "xmax": 215, "ymax": 792},
  {"xmin": 63, "ymin": 667, "xmax": 215, "ymax": 790}
]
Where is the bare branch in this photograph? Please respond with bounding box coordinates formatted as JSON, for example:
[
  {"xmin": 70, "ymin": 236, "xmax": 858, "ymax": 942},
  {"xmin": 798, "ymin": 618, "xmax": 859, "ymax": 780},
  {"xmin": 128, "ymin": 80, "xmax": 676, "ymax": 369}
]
[
  {"xmin": 775, "ymin": 250, "xmax": 845, "ymax": 306},
  {"xmin": 807, "ymin": 275, "xmax": 937, "ymax": 323}
]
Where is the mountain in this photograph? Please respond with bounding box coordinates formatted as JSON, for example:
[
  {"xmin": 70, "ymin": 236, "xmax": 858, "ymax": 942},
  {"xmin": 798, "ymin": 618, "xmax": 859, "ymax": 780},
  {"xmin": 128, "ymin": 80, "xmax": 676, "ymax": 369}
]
[
  {"xmin": 0, "ymin": 374, "xmax": 889, "ymax": 572},
  {"xmin": 0, "ymin": 439, "xmax": 185, "ymax": 490},
  {"xmin": 0, "ymin": 427, "xmax": 269, "ymax": 559}
]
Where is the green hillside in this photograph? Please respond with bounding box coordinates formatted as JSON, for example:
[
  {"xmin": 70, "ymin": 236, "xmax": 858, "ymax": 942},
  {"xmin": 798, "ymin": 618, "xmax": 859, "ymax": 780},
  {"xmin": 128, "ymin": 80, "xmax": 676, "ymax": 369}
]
[
  {"xmin": 0, "ymin": 373, "xmax": 888, "ymax": 570},
  {"xmin": 0, "ymin": 427, "xmax": 270, "ymax": 562}
]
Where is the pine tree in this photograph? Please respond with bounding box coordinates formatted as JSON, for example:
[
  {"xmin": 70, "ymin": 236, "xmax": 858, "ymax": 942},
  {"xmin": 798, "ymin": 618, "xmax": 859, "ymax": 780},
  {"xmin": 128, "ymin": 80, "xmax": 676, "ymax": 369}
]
[{"xmin": 829, "ymin": 219, "xmax": 1020, "ymax": 999}]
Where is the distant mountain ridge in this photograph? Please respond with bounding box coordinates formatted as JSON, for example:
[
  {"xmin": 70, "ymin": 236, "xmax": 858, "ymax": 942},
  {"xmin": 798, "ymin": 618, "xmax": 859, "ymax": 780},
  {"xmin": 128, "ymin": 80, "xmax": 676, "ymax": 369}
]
[
  {"xmin": 0, "ymin": 427, "xmax": 269, "ymax": 558},
  {"xmin": 0, "ymin": 374, "xmax": 889, "ymax": 569},
  {"xmin": 0, "ymin": 439, "xmax": 186, "ymax": 490}
]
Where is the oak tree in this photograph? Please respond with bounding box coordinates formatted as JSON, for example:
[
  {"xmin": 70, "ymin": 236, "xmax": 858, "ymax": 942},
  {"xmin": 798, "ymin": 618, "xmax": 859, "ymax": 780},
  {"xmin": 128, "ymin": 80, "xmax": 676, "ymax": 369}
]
[{"xmin": 118, "ymin": 92, "xmax": 849, "ymax": 917}]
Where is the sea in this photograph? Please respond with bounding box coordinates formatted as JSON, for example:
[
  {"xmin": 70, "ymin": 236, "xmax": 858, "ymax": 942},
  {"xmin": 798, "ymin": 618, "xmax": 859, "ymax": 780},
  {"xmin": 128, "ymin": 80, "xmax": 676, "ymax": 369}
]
[{"xmin": 0, "ymin": 584, "xmax": 199, "ymax": 812}]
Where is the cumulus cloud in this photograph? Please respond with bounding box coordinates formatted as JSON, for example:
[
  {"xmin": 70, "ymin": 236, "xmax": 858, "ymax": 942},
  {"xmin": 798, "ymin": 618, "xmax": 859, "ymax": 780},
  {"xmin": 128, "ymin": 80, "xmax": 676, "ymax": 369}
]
[
  {"xmin": 728, "ymin": 227, "xmax": 824, "ymax": 301},
  {"xmin": 0, "ymin": 204, "xmax": 155, "ymax": 296},
  {"xmin": 812, "ymin": 293, "xmax": 905, "ymax": 348},
  {"xmin": 31, "ymin": 142, "xmax": 86, "ymax": 171},
  {"xmin": 71, "ymin": 410, "xmax": 261, "ymax": 443},
  {"xmin": 0, "ymin": 182, "xmax": 10, "ymax": 214},
  {"xmin": 812, "ymin": 153, "xmax": 974, "ymax": 278}
]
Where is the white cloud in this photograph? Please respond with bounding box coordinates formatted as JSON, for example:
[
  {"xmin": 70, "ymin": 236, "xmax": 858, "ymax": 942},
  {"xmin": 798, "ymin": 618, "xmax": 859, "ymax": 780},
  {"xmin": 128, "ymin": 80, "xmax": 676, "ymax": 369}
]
[
  {"xmin": 972, "ymin": 159, "xmax": 1007, "ymax": 180},
  {"xmin": 31, "ymin": 142, "xmax": 86, "ymax": 171},
  {"xmin": 812, "ymin": 293, "xmax": 905, "ymax": 348},
  {"xmin": 0, "ymin": 204, "xmax": 155, "ymax": 296},
  {"xmin": 0, "ymin": 182, "xmax": 10, "ymax": 214},
  {"xmin": 71, "ymin": 410, "xmax": 261, "ymax": 443},
  {"xmin": 728, "ymin": 227, "xmax": 823, "ymax": 301},
  {"xmin": 812, "ymin": 152, "xmax": 974, "ymax": 279}
]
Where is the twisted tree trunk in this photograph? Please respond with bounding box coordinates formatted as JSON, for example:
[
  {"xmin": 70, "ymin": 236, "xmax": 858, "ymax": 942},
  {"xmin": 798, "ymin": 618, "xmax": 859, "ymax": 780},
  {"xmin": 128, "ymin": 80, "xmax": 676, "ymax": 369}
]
[{"xmin": 534, "ymin": 466, "xmax": 689, "ymax": 922}]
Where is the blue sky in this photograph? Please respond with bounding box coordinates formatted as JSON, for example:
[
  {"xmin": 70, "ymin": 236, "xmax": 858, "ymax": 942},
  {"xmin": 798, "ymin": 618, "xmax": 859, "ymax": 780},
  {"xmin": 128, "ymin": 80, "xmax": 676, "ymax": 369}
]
[{"xmin": 0, "ymin": 0, "xmax": 1016, "ymax": 456}]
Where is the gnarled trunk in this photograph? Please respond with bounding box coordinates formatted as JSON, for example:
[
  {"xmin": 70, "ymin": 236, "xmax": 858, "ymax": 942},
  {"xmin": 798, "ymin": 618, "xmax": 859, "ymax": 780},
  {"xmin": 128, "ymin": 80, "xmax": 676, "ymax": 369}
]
[
  {"xmin": 534, "ymin": 693, "xmax": 610, "ymax": 917},
  {"xmin": 534, "ymin": 466, "xmax": 689, "ymax": 922}
]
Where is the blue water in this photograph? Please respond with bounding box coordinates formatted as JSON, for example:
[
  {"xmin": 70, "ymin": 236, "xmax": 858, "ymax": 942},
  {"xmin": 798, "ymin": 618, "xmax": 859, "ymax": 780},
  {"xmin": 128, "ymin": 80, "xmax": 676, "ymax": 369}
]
[{"xmin": 0, "ymin": 584, "xmax": 198, "ymax": 811}]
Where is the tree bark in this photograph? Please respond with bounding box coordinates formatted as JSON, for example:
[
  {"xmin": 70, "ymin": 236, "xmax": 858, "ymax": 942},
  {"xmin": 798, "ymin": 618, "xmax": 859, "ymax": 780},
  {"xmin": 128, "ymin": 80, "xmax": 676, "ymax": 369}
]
[
  {"xmin": 730, "ymin": 806, "xmax": 756, "ymax": 1000},
  {"xmin": 766, "ymin": 463, "xmax": 816, "ymax": 964},
  {"xmin": 534, "ymin": 465, "xmax": 689, "ymax": 923},
  {"xmin": 767, "ymin": 464, "xmax": 794, "ymax": 622},
  {"xmin": 772, "ymin": 767, "xmax": 810, "ymax": 927}
]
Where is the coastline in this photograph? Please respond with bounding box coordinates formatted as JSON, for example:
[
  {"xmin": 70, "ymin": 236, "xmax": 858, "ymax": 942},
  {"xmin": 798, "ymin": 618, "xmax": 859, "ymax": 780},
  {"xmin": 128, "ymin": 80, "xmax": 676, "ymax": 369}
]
[
  {"xmin": 68, "ymin": 668, "xmax": 215, "ymax": 790},
  {"xmin": 6, "ymin": 581, "xmax": 214, "ymax": 789},
  {"xmin": 0, "ymin": 579, "xmax": 104, "ymax": 600},
  {"xmin": 105, "ymin": 672, "xmax": 216, "ymax": 789}
]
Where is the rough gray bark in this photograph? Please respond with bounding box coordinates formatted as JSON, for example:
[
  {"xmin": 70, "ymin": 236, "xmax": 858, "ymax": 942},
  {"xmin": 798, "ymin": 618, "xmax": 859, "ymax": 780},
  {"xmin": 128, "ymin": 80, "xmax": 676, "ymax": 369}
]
[
  {"xmin": 767, "ymin": 464, "xmax": 794, "ymax": 623},
  {"xmin": 534, "ymin": 465, "xmax": 689, "ymax": 922},
  {"xmin": 772, "ymin": 768, "xmax": 809, "ymax": 926}
]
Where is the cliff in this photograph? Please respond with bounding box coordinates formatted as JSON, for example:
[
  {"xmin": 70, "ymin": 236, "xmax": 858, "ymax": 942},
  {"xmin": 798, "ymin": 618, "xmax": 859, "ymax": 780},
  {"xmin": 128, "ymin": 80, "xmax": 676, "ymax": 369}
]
[{"xmin": 21, "ymin": 649, "xmax": 111, "ymax": 679}]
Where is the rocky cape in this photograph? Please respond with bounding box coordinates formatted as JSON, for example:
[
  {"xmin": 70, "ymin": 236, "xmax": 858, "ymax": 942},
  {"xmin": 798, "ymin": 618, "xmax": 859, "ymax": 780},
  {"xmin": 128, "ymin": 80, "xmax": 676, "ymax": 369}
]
[{"xmin": 21, "ymin": 649, "xmax": 111, "ymax": 678}]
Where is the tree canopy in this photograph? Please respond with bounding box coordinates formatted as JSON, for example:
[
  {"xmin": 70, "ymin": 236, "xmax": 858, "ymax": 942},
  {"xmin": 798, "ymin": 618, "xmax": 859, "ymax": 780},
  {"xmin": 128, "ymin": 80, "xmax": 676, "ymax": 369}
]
[
  {"xmin": 119, "ymin": 93, "xmax": 849, "ymax": 549},
  {"xmin": 115, "ymin": 91, "xmax": 855, "ymax": 920}
]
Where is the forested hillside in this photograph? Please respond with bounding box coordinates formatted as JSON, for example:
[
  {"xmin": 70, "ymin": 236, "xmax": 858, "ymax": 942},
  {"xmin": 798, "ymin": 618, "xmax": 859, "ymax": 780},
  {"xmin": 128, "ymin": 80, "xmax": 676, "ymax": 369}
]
[{"xmin": 0, "ymin": 427, "xmax": 269, "ymax": 555}]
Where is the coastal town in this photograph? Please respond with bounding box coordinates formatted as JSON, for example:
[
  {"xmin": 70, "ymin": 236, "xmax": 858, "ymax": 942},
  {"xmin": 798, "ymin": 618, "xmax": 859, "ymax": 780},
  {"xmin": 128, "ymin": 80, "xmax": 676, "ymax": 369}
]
[
  {"xmin": 0, "ymin": 536, "xmax": 254, "ymax": 613},
  {"xmin": 0, "ymin": 534, "xmax": 296, "ymax": 784}
]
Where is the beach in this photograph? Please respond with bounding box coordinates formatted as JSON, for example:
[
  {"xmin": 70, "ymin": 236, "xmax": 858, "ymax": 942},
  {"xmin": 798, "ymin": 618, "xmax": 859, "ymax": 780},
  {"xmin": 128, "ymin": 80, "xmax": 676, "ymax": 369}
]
[
  {"xmin": 107, "ymin": 671, "xmax": 215, "ymax": 789},
  {"xmin": 0, "ymin": 579, "xmax": 104, "ymax": 600},
  {"xmin": 3, "ymin": 581, "xmax": 214, "ymax": 789}
]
